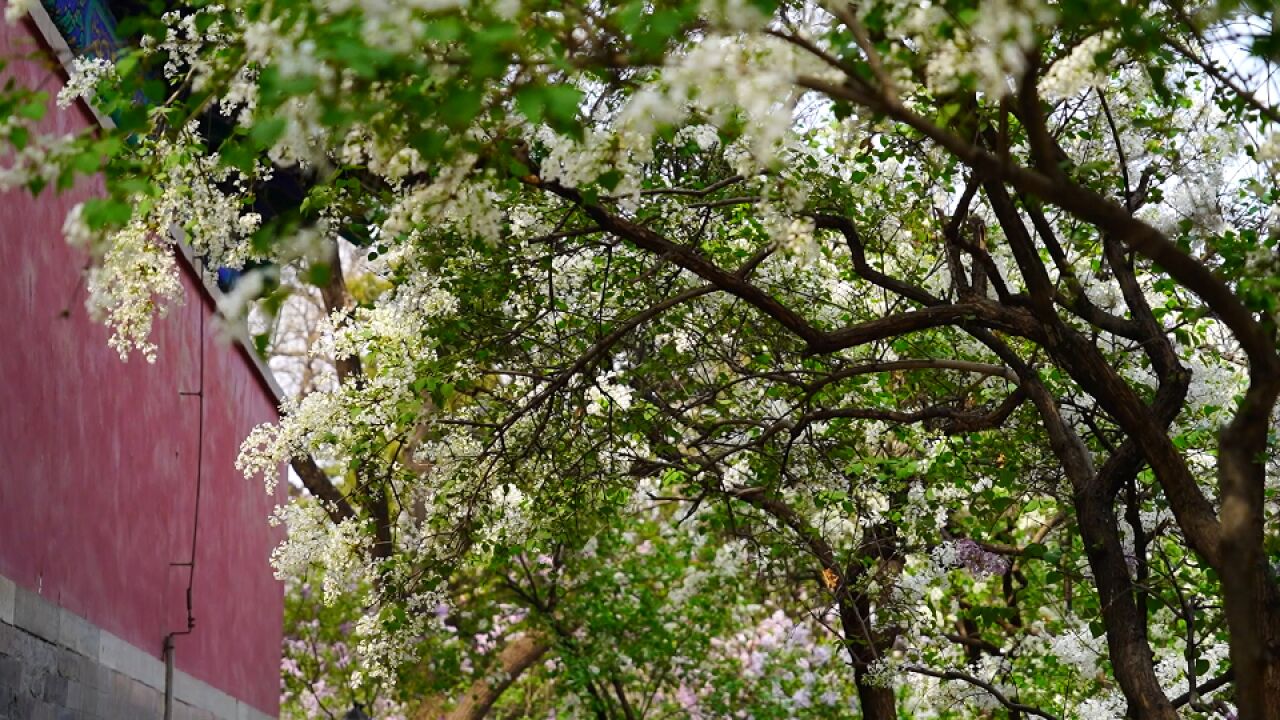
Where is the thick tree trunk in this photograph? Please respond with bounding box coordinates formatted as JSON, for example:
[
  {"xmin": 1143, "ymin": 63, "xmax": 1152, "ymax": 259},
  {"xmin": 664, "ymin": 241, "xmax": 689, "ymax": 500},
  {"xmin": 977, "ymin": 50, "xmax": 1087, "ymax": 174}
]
[
  {"xmin": 1219, "ymin": 405, "xmax": 1280, "ymax": 720},
  {"xmin": 854, "ymin": 671, "xmax": 897, "ymax": 720},
  {"xmin": 1075, "ymin": 485, "xmax": 1178, "ymax": 720},
  {"xmin": 413, "ymin": 633, "xmax": 550, "ymax": 720},
  {"xmin": 1003, "ymin": 362, "xmax": 1179, "ymax": 718}
]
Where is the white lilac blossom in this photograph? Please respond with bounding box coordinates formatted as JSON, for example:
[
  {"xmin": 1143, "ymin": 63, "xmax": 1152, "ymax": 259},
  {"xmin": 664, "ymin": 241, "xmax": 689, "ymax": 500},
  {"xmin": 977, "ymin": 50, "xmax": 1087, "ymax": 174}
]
[
  {"xmin": 57, "ymin": 56, "xmax": 115, "ymax": 109},
  {"xmin": 1039, "ymin": 32, "xmax": 1116, "ymax": 100},
  {"xmin": 926, "ymin": 0, "xmax": 1057, "ymax": 97}
]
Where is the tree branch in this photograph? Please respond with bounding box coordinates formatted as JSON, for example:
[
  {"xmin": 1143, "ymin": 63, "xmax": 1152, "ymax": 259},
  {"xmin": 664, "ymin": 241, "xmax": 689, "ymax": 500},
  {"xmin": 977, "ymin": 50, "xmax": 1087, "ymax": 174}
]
[{"xmin": 903, "ymin": 665, "xmax": 1061, "ymax": 720}]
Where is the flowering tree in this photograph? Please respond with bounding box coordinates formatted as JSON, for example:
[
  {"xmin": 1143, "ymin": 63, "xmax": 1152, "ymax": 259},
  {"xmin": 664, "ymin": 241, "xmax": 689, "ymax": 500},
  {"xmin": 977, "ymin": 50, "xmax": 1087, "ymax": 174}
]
[{"xmin": 4, "ymin": 0, "xmax": 1280, "ymax": 716}]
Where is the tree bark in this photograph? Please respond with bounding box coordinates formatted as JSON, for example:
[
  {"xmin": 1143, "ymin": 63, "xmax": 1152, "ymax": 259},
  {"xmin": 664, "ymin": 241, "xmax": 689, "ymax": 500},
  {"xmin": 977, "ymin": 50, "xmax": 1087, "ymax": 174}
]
[
  {"xmin": 1218, "ymin": 378, "xmax": 1280, "ymax": 720},
  {"xmin": 854, "ymin": 672, "xmax": 897, "ymax": 720},
  {"xmin": 413, "ymin": 633, "xmax": 551, "ymax": 720}
]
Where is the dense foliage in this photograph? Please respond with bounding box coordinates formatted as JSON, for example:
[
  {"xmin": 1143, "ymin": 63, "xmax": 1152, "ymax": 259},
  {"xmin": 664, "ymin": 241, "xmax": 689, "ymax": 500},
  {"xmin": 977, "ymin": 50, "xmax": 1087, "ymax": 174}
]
[{"xmin": 4, "ymin": 0, "xmax": 1280, "ymax": 716}]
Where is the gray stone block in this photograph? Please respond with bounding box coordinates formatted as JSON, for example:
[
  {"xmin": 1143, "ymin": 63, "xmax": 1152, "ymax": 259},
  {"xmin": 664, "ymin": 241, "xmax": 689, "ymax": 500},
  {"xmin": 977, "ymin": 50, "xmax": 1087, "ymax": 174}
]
[
  {"xmin": 0, "ymin": 577, "xmax": 14, "ymax": 626},
  {"xmin": 87, "ymin": 662, "xmax": 112, "ymax": 692},
  {"xmin": 110, "ymin": 669, "xmax": 134, "ymax": 714},
  {"xmin": 96, "ymin": 684, "xmax": 118, "ymax": 718},
  {"xmin": 24, "ymin": 631, "xmax": 56, "ymax": 675},
  {"xmin": 56, "ymin": 651, "xmax": 87, "ymax": 683},
  {"xmin": 29, "ymin": 698, "xmax": 57, "ymax": 720},
  {"xmin": 7, "ymin": 692, "xmax": 37, "ymax": 718},
  {"xmin": 96, "ymin": 632, "xmax": 122, "ymax": 674},
  {"xmin": 57, "ymin": 612, "xmax": 98, "ymax": 661},
  {"xmin": 0, "ymin": 658, "xmax": 20, "ymax": 691},
  {"xmin": 13, "ymin": 588, "xmax": 59, "ymax": 644},
  {"xmin": 43, "ymin": 674, "xmax": 68, "ymax": 705},
  {"xmin": 0, "ymin": 621, "xmax": 21, "ymax": 657},
  {"xmin": 183, "ymin": 701, "xmax": 216, "ymax": 720},
  {"xmin": 134, "ymin": 678, "xmax": 163, "ymax": 718},
  {"xmin": 21, "ymin": 662, "xmax": 46, "ymax": 700},
  {"xmin": 64, "ymin": 680, "xmax": 86, "ymax": 712}
]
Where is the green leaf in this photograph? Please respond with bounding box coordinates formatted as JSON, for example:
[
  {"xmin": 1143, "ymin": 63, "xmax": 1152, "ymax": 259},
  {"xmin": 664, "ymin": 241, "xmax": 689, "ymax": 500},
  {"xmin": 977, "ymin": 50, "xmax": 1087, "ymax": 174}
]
[
  {"xmin": 251, "ymin": 116, "xmax": 288, "ymax": 149},
  {"xmin": 440, "ymin": 87, "xmax": 484, "ymax": 129},
  {"xmin": 81, "ymin": 198, "xmax": 133, "ymax": 229},
  {"xmin": 306, "ymin": 262, "xmax": 333, "ymax": 288},
  {"xmin": 17, "ymin": 92, "xmax": 47, "ymax": 121}
]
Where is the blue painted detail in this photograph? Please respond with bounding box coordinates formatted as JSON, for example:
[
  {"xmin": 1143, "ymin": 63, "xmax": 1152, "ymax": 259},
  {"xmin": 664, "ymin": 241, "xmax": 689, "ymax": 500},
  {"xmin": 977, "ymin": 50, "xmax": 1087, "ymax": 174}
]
[
  {"xmin": 216, "ymin": 267, "xmax": 240, "ymax": 294},
  {"xmin": 40, "ymin": 0, "xmax": 120, "ymax": 58}
]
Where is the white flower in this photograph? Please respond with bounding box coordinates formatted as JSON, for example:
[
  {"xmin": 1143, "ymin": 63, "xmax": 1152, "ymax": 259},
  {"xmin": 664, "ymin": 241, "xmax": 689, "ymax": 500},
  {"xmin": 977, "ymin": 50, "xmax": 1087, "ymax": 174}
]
[
  {"xmin": 927, "ymin": 0, "xmax": 1055, "ymax": 97},
  {"xmin": 4, "ymin": 0, "xmax": 32, "ymax": 25},
  {"xmin": 1039, "ymin": 33, "xmax": 1116, "ymax": 101},
  {"xmin": 585, "ymin": 371, "xmax": 634, "ymax": 416},
  {"xmin": 57, "ymin": 56, "xmax": 116, "ymax": 109}
]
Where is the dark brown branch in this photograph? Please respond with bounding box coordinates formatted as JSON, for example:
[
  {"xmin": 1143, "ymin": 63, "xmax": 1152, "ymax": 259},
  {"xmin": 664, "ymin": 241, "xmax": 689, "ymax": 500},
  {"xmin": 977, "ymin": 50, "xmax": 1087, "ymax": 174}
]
[
  {"xmin": 290, "ymin": 454, "xmax": 356, "ymax": 524},
  {"xmin": 903, "ymin": 665, "xmax": 1061, "ymax": 720},
  {"xmin": 804, "ymin": 359, "xmax": 1018, "ymax": 397},
  {"xmin": 1169, "ymin": 670, "xmax": 1234, "ymax": 708},
  {"xmin": 540, "ymin": 179, "xmax": 827, "ymax": 346},
  {"xmin": 797, "ymin": 73, "xmax": 1279, "ymax": 374},
  {"xmin": 816, "ymin": 302, "xmax": 1035, "ymax": 355},
  {"xmin": 809, "ymin": 213, "xmax": 940, "ymax": 307},
  {"xmin": 792, "ymin": 387, "xmax": 1026, "ymax": 436}
]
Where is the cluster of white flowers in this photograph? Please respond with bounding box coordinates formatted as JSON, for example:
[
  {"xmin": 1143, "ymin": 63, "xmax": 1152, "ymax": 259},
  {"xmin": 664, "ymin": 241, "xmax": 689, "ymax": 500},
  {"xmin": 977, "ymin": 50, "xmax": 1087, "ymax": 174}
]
[
  {"xmin": 528, "ymin": 32, "xmax": 835, "ymax": 205},
  {"xmin": 1074, "ymin": 690, "xmax": 1126, "ymax": 720},
  {"xmin": 534, "ymin": 124, "xmax": 649, "ymax": 210},
  {"xmin": 768, "ymin": 213, "xmax": 820, "ymax": 260},
  {"xmin": 339, "ymin": 123, "xmax": 430, "ymax": 182},
  {"xmin": 661, "ymin": 34, "xmax": 833, "ymax": 172},
  {"xmin": 142, "ymin": 6, "xmax": 231, "ymax": 84},
  {"xmin": 585, "ymin": 370, "xmax": 635, "ymax": 416},
  {"xmin": 353, "ymin": 589, "xmax": 445, "ymax": 682},
  {"xmin": 381, "ymin": 159, "xmax": 505, "ymax": 242},
  {"xmin": 1039, "ymin": 33, "xmax": 1116, "ymax": 101},
  {"xmin": 698, "ymin": 0, "xmax": 768, "ymax": 31},
  {"xmin": 0, "ymin": 124, "xmax": 76, "ymax": 191},
  {"xmin": 64, "ymin": 210, "xmax": 184, "ymax": 362},
  {"xmin": 673, "ymin": 123, "xmax": 721, "ymax": 151},
  {"xmin": 59, "ymin": 121, "xmax": 275, "ymax": 359},
  {"xmin": 484, "ymin": 483, "xmax": 530, "ymax": 542},
  {"xmin": 1255, "ymin": 132, "xmax": 1280, "ymax": 176},
  {"xmin": 238, "ymin": 391, "xmax": 342, "ymax": 492},
  {"xmin": 219, "ymin": 64, "xmax": 260, "ymax": 126},
  {"xmin": 56, "ymin": 56, "xmax": 115, "ymax": 109},
  {"xmin": 927, "ymin": 0, "xmax": 1056, "ymax": 97},
  {"xmin": 269, "ymin": 501, "xmax": 369, "ymax": 605},
  {"xmin": 1044, "ymin": 620, "xmax": 1105, "ymax": 677}
]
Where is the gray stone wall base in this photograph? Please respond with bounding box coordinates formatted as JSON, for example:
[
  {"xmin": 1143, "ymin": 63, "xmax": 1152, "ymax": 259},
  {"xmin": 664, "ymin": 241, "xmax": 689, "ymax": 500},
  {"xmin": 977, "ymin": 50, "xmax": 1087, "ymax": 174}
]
[{"xmin": 0, "ymin": 577, "xmax": 273, "ymax": 720}]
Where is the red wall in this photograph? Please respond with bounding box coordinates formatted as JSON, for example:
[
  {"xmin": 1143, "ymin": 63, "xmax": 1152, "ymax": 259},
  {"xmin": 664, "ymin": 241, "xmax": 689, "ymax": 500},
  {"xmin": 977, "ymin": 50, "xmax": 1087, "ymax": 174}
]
[{"xmin": 0, "ymin": 18, "xmax": 284, "ymax": 716}]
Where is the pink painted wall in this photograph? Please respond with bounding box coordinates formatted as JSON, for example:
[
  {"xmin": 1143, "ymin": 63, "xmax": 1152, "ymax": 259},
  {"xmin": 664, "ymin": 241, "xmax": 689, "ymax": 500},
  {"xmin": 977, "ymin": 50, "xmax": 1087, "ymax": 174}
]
[{"xmin": 0, "ymin": 18, "xmax": 285, "ymax": 717}]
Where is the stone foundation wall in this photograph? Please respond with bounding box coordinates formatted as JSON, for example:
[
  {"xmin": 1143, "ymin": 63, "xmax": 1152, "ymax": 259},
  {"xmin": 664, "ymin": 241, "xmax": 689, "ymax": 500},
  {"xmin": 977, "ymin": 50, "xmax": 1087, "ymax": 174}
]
[{"xmin": 0, "ymin": 576, "xmax": 272, "ymax": 720}]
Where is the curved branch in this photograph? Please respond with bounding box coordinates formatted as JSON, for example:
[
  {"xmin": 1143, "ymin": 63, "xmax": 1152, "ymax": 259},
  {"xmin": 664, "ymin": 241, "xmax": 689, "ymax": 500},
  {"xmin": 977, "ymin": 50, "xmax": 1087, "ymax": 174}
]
[
  {"xmin": 809, "ymin": 212, "xmax": 940, "ymax": 307},
  {"xmin": 903, "ymin": 665, "xmax": 1061, "ymax": 720},
  {"xmin": 796, "ymin": 390, "xmax": 1025, "ymax": 435},
  {"xmin": 805, "ymin": 359, "xmax": 1018, "ymax": 397},
  {"xmin": 797, "ymin": 74, "xmax": 1279, "ymax": 374},
  {"xmin": 414, "ymin": 633, "xmax": 551, "ymax": 720},
  {"xmin": 539, "ymin": 179, "xmax": 827, "ymax": 347}
]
